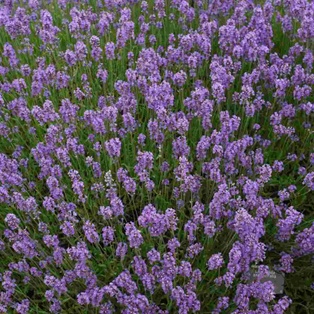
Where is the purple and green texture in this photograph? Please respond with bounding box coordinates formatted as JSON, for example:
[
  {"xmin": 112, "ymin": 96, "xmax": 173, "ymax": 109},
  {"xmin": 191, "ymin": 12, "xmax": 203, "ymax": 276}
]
[{"xmin": 0, "ymin": 0, "xmax": 314, "ymax": 313}]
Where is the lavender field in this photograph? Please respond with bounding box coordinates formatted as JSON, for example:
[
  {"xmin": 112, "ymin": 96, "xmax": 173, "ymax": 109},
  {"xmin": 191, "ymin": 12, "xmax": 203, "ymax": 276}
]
[{"xmin": 0, "ymin": 0, "xmax": 314, "ymax": 313}]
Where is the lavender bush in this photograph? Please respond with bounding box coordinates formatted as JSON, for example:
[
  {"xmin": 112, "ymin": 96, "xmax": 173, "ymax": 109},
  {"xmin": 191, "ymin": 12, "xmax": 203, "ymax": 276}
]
[{"xmin": 0, "ymin": 0, "xmax": 314, "ymax": 313}]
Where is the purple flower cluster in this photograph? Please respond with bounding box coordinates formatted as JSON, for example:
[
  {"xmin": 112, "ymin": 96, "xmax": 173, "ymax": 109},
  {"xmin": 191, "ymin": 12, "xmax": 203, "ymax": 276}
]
[{"xmin": 0, "ymin": 0, "xmax": 313, "ymax": 313}]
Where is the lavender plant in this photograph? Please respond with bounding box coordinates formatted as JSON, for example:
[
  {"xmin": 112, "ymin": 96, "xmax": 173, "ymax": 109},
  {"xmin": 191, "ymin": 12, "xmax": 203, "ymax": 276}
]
[{"xmin": 0, "ymin": 0, "xmax": 313, "ymax": 313}]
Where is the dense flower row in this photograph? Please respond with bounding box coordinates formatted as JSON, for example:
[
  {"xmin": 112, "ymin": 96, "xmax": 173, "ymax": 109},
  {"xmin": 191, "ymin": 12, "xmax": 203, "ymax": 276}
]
[{"xmin": 0, "ymin": 0, "xmax": 313, "ymax": 313}]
